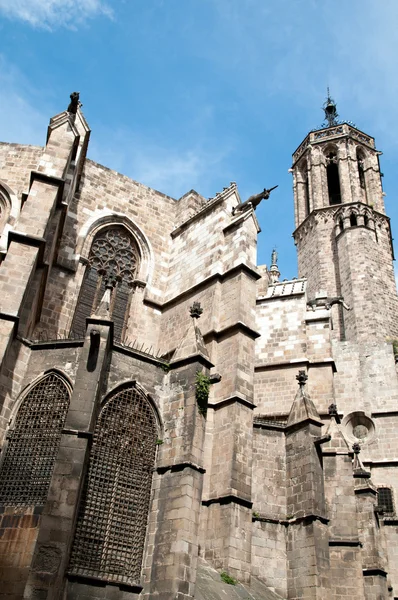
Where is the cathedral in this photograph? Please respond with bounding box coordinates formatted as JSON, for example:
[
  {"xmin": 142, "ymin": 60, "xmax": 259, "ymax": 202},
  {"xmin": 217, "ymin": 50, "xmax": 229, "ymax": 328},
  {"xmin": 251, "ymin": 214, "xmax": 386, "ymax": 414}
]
[{"xmin": 0, "ymin": 92, "xmax": 397, "ymax": 600}]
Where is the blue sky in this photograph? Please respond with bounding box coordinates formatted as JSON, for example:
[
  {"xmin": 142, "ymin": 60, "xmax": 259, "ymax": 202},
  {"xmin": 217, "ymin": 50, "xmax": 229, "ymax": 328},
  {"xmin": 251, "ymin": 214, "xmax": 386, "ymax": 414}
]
[{"xmin": 0, "ymin": 0, "xmax": 398, "ymax": 281}]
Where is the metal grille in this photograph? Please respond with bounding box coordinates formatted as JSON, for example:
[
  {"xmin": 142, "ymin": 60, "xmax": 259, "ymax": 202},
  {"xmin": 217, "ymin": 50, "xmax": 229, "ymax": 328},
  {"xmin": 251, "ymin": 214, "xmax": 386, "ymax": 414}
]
[
  {"xmin": 0, "ymin": 373, "xmax": 70, "ymax": 506},
  {"xmin": 69, "ymin": 385, "xmax": 157, "ymax": 586},
  {"xmin": 378, "ymin": 487, "xmax": 395, "ymax": 514},
  {"xmin": 71, "ymin": 227, "xmax": 139, "ymax": 341}
]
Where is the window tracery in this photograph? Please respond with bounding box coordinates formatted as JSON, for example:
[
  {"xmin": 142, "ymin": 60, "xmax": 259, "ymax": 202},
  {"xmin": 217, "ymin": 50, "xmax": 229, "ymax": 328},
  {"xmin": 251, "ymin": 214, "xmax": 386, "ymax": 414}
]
[
  {"xmin": 71, "ymin": 227, "xmax": 139, "ymax": 340},
  {"xmin": 68, "ymin": 384, "xmax": 157, "ymax": 586},
  {"xmin": 0, "ymin": 372, "xmax": 70, "ymax": 506}
]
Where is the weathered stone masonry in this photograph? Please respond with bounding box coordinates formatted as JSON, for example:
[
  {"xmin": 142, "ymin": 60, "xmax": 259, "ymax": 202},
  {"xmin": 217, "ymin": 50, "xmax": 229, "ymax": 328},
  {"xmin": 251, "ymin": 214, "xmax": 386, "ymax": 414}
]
[{"xmin": 0, "ymin": 94, "xmax": 397, "ymax": 600}]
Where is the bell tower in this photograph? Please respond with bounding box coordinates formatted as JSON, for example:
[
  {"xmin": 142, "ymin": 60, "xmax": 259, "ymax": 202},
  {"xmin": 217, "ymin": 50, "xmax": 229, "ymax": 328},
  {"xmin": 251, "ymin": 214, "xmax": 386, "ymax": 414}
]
[{"xmin": 292, "ymin": 93, "xmax": 398, "ymax": 342}]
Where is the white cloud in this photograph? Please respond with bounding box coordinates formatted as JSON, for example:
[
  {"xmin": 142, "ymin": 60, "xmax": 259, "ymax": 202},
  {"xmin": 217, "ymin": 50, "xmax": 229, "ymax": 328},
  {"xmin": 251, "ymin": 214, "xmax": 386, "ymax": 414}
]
[
  {"xmin": 89, "ymin": 132, "xmax": 233, "ymax": 200},
  {"xmin": 0, "ymin": 53, "xmax": 234, "ymax": 200},
  {"xmin": 0, "ymin": 0, "xmax": 112, "ymax": 29}
]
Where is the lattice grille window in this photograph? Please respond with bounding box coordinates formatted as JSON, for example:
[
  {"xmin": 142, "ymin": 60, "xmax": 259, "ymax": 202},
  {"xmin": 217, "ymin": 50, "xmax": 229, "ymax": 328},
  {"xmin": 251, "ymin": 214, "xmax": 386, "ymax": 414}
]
[
  {"xmin": 0, "ymin": 373, "xmax": 70, "ymax": 506},
  {"xmin": 71, "ymin": 227, "xmax": 139, "ymax": 341},
  {"xmin": 69, "ymin": 385, "xmax": 157, "ymax": 586},
  {"xmin": 377, "ymin": 487, "xmax": 395, "ymax": 514}
]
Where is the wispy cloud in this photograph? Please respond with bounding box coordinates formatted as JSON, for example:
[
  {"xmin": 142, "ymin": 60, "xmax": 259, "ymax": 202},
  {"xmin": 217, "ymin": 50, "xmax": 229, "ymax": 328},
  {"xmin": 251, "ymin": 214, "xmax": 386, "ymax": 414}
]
[
  {"xmin": 89, "ymin": 131, "xmax": 233, "ymax": 200},
  {"xmin": 0, "ymin": 0, "xmax": 113, "ymax": 29},
  {"xmin": 0, "ymin": 56, "xmax": 49, "ymax": 145}
]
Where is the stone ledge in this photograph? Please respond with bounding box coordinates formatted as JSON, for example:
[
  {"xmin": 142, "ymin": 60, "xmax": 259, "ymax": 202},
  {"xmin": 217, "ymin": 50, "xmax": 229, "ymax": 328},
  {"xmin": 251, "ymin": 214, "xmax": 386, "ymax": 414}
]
[
  {"xmin": 8, "ymin": 231, "xmax": 46, "ymax": 265},
  {"xmin": 202, "ymin": 494, "xmax": 252, "ymax": 509},
  {"xmin": 253, "ymin": 513, "xmax": 329, "ymax": 526},
  {"xmin": 29, "ymin": 170, "xmax": 65, "ymax": 206},
  {"xmin": 67, "ymin": 572, "xmax": 142, "ymax": 593},
  {"xmin": 208, "ymin": 394, "xmax": 255, "ymax": 411},
  {"xmin": 255, "ymin": 358, "xmax": 336, "ymax": 372},
  {"xmin": 144, "ymin": 262, "xmax": 261, "ymax": 310},
  {"xmin": 169, "ymin": 352, "xmax": 214, "ymax": 370},
  {"xmin": 362, "ymin": 568, "xmax": 387, "ymax": 578},
  {"xmin": 156, "ymin": 461, "xmax": 205, "ymax": 475},
  {"xmin": 204, "ymin": 321, "xmax": 260, "ymax": 342}
]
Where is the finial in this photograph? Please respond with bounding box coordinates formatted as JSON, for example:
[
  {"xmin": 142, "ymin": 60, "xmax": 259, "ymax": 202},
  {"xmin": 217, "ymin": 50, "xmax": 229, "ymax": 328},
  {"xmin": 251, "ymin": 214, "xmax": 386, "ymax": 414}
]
[
  {"xmin": 190, "ymin": 301, "xmax": 203, "ymax": 319},
  {"xmin": 328, "ymin": 403, "xmax": 338, "ymax": 416},
  {"xmin": 296, "ymin": 370, "xmax": 308, "ymax": 387},
  {"xmin": 67, "ymin": 91, "xmax": 80, "ymax": 115},
  {"xmin": 328, "ymin": 403, "xmax": 341, "ymax": 423},
  {"xmin": 271, "ymin": 248, "xmax": 278, "ymax": 266},
  {"xmin": 322, "ymin": 88, "xmax": 339, "ymax": 127},
  {"xmin": 352, "ymin": 442, "xmax": 361, "ymax": 455}
]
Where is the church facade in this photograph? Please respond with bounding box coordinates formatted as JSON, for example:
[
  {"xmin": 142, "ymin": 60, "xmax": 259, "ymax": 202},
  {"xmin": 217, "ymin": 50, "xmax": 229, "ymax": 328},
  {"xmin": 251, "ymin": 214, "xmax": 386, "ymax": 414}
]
[{"xmin": 0, "ymin": 94, "xmax": 397, "ymax": 600}]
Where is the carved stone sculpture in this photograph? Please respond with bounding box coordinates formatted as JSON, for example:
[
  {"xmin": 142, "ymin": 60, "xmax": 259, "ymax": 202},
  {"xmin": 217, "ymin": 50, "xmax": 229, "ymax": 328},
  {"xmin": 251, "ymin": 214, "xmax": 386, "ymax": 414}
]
[
  {"xmin": 307, "ymin": 295, "xmax": 351, "ymax": 312},
  {"xmin": 232, "ymin": 185, "xmax": 278, "ymax": 215},
  {"xmin": 67, "ymin": 92, "xmax": 80, "ymax": 114}
]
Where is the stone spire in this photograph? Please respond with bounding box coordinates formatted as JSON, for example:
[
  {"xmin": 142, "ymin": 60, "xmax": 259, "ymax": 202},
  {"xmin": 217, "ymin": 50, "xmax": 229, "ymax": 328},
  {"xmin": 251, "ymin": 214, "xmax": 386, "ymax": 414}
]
[
  {"xmin": 172, "ymin": 302, "xmax": 210, "ymax": 363},
  {"xmin": 286, "ymin": 370, "xmax": 323, "ymax": 428},
  {"xmin": 268, "ymin": 248, "xmax": 280, "ymax": 284},
  {"xmin": 323, "ymin": 403, "xmax": 350, "ymax": 451}
]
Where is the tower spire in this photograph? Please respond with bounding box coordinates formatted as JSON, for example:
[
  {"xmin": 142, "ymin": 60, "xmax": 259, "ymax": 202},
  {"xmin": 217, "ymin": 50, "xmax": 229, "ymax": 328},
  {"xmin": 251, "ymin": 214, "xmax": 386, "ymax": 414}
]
[{"xmin": 323, "ymin": 88, "xmax": 339, "ymax": 127}]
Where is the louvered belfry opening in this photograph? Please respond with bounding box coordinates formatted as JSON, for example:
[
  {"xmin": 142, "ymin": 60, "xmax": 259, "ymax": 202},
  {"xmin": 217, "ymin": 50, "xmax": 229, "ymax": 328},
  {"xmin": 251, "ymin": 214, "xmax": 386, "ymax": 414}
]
[
  {"xmin": 0, "ymin": 372, "xmax": 70, "ymax": 506},
  {"xmin": 69, "ymin": 385, "xmax": 157, "ymax": 586},
  {"xmin": 71, "ymin": 227, "xmax": 139, "ymax": 341}
]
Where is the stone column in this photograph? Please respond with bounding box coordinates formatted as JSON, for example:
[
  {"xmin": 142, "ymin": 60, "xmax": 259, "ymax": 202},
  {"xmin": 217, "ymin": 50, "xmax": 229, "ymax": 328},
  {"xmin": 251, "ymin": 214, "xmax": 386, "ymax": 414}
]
[
  {"xmin": 285, "ymin": 371, "xmax": 330, "ymax": 599},
  {"xmin": 143, "ymin": 305, "xmax": 212, "ymax": 600},
  {"xmin": 201, "ymin": 266, "xmax": 258, "ymax": 584},
  {"xmin": 353, "ymin": 446, "xmax": 389, "ymax": 600},
  {"xmin": 23, "ymin": 319, "xmax": 112, "ymax": 600},
  {"xmin": 0, "ymin": 110, "xmax": 82, "ymax": 397},
  {"xmin": 323, "ymin": 407, "xmax": 365, "ymax": 600}
]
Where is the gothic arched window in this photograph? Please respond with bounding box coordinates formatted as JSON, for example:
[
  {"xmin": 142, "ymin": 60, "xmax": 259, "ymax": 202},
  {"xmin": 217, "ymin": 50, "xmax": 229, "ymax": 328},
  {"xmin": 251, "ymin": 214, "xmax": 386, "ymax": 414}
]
[
  {"xmin": 300, "ymin": 160, "xmax": 310, "ymax": 217},
  {"xmin": 0, "ymin": 372, "xmax": 71, "ymax": 506},
  {"xmin": 68, "ymin": 384, "xmax": 157, "ymax": 586},
  {"xmin": 357, "ymin": 149, "xmax": 366, "ymax": 196},
  {"xmin": 71, "ymin": 227, "xmax": 139, "ymax": 341},
  {"xmin": 326, "ymin": 150, "xmax": 341, "ymax": 205}
]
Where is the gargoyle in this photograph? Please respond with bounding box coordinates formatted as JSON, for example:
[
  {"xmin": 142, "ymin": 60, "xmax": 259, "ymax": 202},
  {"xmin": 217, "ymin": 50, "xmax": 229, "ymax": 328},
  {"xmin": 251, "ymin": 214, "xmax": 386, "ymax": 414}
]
[
  {"xmin": 67, "ymin": 92, "xmax": 80, "ymax": 114},
  {"xmin": 232, "ymin": 185, "xmax": 278, "ymax": 215},
  {"xmin": 307, "ymin": 296, "xmax": 351, "ymax": 312}
]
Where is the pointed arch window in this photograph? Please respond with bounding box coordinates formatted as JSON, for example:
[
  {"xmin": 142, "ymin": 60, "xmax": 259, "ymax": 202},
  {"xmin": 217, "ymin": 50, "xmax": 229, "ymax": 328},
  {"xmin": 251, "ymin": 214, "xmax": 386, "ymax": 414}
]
[
  {"xmin": 0, "ymin": 372, "xmax": 70, "ymax": 506},
  {"xmin": 71, "ymin": 227, "xmax": 139, "ymax": 341},
  {"xmin": 69, "ymin": 384, "xmax": 157, "ymax": 586},
  {"xmin": 326, "ymin": 151, "xmax": 341, "ymax": 205},
  {"xmin": 357, "ymin": 149, "xmax": 367, "ymax": 200},
  {"xmin": 300, "ymin": 160, "xmax": 310, "ymax": 217}
]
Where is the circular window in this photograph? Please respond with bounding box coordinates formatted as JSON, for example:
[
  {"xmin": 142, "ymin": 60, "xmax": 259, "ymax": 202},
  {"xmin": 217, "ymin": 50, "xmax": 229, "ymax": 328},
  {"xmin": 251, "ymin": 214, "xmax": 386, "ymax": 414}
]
[{"xmin": 342, "ymin": 412, "xmax": 375, "ymax": 444}]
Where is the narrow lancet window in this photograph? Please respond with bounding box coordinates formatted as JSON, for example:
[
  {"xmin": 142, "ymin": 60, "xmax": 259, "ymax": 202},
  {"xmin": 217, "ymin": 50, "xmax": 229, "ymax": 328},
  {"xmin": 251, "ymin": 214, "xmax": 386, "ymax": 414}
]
[
  {"xmin": 300, "ymin": 161, "xmax": 310, "ymax": 217},
  {"xmin": 357, "ymin": 149, "xmax": 367, "ymax": 204},
  {"xmin": 326, "ymin": 151, "xmax": 341, "ymax": 205},
  {"xmin": 69, "ymin": 384, "xmax": 157, "ymax": 586},
  {"xmin": 71, "ymin": 227, "xmax": 139, "ymax": 341},
  {"xmin": 357, "ymin": 151, "xmax": 366, "ymax": 189}
]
